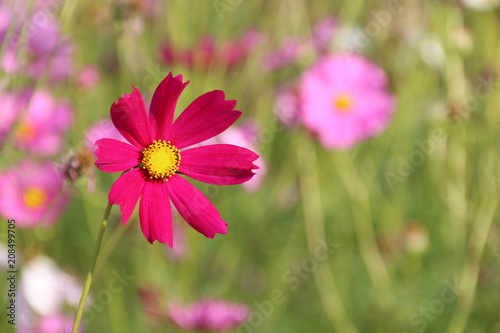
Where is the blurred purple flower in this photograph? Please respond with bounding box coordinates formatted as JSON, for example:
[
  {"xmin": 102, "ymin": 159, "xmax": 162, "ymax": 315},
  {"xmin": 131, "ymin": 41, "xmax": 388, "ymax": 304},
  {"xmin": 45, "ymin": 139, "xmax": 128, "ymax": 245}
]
[
  {"xmin": 299, "ymin": 54, "xmax": 395, "ymax": 149},
  {"xmin": 274, "ymin": 84, "xmax": 301, "ymax": 127},
  {"xmin": 262, "ymin": 37, "xmax": 303, "ymax": 71},
  {"xmin": 160, "ymin": 29, "xmax": 261, "ymax": 71},
  {"xmin": 12, "ymin": 89, "xmax": 73, "ymax": 156},
  {"xmin": 0, "ymin": 92, "xmax": 21, "ymax": 145},
  {"xmin": 220, "ymin": 29, "xmax": 262, "ymax": 69},
  {"xmin": 84, "ymin": 119, "xmax": 126, "ymax": 154},
  {"xmin": 168, "ymin": 299, "xmax": 249, "ymax": 331},
  {"xmin": 0, "ymin": 5, "xmax": 11, "ymax": 42},
  {"xmin": 312, "ymin": 17, "xmax": 337, "ymax": 54},
  {"xmin": 0, "ymin": 0, "xmax": 75, "ymax": 82},
  {"xmin": 0, "ymin": 160, "xmax": 69, "ymax": 227},
  {"xmin": 76, "ymin": 65, "xmax": 100, "ymax": 90}
]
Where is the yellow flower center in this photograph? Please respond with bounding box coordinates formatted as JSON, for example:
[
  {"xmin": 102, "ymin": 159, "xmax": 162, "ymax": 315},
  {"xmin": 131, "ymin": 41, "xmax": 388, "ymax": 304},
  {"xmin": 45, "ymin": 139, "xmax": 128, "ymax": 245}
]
[
  {"xmin": 142, "ymin": 140, "xmax": 181, "ymax": 180},
  {"xmin": 23, "ymin": 187, "xmax": 48, "ymax": 210},
  {"xmin": 15, "ymin": 121, "xmax": 36, "ymax": 142},
  {"xmin": 333, "ymin": 94, "xmax": 353, "ymax": 113}
]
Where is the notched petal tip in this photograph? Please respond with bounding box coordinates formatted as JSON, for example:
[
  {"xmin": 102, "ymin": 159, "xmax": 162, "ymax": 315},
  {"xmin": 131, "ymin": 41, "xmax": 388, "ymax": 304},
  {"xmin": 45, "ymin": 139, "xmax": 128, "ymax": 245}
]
[
  {"xmin": 149, "ymin": 73, "xmax": 191, "ymax": 139},
  {"xmin": 110, "ymin": 86, "xmax": 153, "ymax": 149}
]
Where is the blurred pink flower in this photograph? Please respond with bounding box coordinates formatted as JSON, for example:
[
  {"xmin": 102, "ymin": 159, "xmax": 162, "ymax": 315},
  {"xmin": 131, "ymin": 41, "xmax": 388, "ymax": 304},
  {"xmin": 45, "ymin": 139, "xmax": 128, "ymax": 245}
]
[
  {"xmin": 0, "ymin": 0, "xmax": 74, "ymax": 82},
  {"xmin": 139, "ymin": 287, "xmax": 164, "ymax": 326},
  {"xmin": 221, "ymin": 29, "xmax": 262, "ymax": 69},
  {"xmin": 165, "ymin": 210, "xmax": 190, "ymax": 261},
  {"xmin": 0, "ymin": 5, "xmax": 11, "ymax": 42},
  {"xmin": 0, "ymin": 92, "xmax": 21, "ymax": 145},
  {"xmin": 168, "ymin": 299, "xmax": 249, "ymax": 331},
  {"xmin": 274, "ymin": 84, "xmax": 301, "ymax": 127},
  {"xmin": 12, "ymin": 89, "xmax": 73, "ymax": 156},
  {"xmin": 262, "ymin": 37, "xmax": 303, "ymax": 71},
  {"xmin": 77, "ymin": 66, "xmax": 100, "ymax": 90},
  {"xmin": 160, "ymin": 29, "xmax": 260, "ymax": 71},
  {"xmin": 85, "ymin": 119, "xmax": 126, "ymax": 153},
  {"xmin": 204, "ymin": 122, "xmax": 266, "ymax": 192},
  {"xmin": 161, "ymin": 37, "xmax": 213, "ymax": 70},
  {"xmin": 312, "ymin": 17, "xmax": 337, "ymax": 54},
  {"xmin": 299, "ymin": 54, "xmax": 395, "ymax": 149},
  {"xmin": 18, "ymin": 313, "xmax": 79, "ymax": 333},
  {"xmin": 0, "ymin": 160, "xmax": 69, "ymax": 227}
]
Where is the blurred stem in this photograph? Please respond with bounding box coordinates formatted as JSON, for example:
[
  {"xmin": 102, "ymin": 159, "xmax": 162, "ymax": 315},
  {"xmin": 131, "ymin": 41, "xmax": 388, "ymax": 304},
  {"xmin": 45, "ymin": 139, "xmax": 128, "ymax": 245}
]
[
  {"xmin": 338, "ymin": 0, "xmax": 364, "ymax": 22},
  {"xmin": 71, "ymin": 202, "xmax": 113, "ymax": 333},
  {"xmin": 445, "ymin": 194, "xmax": 497, "ymax": 333},
  {"xmin": 444, "ymin": 50, "xmax": 468, "ymax": 251},
  {"xmin": 297, "ymin": 139, "xmax": 359, "ymax": 333},
  {"xmin": 334, "ymin": 152, "xmax": 393, "ymax": 308}
]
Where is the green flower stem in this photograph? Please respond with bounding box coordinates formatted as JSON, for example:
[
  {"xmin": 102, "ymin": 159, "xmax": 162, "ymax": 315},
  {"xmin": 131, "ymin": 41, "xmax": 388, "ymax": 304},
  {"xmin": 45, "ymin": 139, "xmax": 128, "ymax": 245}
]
[
  {"xmin": 334, "ymin": 152, "xmax": 394, "ymax": 308},
  {"xmin": 445, "ymin": 155, "xmax": 498, "ymax": 333},
  {"xmin": 297, "ymin": 139, "xmax": 359, "ymax": 333},
  {"xmin": 71, "ymin": 202, "xmax": 113, "ymax": 333}
]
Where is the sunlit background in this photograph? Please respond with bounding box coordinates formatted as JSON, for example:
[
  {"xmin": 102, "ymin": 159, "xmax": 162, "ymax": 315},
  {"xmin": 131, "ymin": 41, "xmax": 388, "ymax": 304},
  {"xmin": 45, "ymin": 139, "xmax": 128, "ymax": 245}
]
[{"xmin": 1, "ymin": 0, "xmax": 500, "ymax": 332}]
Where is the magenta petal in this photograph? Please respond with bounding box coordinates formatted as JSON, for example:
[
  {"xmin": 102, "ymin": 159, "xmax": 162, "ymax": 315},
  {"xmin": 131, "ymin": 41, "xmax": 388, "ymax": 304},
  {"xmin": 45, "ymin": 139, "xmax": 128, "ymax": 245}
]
[
  {"xmin": 169, "ymin": 90, "xmax": 241, "ymax": 149},
  {"xmin": 167, "ymin": 175, "xmax": 227, "ymax": 238},
  {"xmin": 149, "ymin": 73, "xmax": 189, "ymax": 139},
  {"xmin": 94, "ymin": 138, "xmax": 142, "ymax": 172},
  {"xmin": 110, "ymin": 87, "xmax": 153, "ymax": 149},
  {"xmin": 139, "ymin": 181, "xmax": 173, "ymax": 246},
  {"xmin": 179, "ymin": 144, "xmax": 259, "ymax": 185},
  {"xmin": 108, "ymin": 168, "xmax": 147, "ymax": 225}
]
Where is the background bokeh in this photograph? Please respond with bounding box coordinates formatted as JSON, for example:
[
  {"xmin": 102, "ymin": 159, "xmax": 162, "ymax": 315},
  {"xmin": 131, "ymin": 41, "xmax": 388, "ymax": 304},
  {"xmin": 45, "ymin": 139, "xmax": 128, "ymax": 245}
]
[{"xmin": 1, "ymin": 0, "xmax": 500, "ymax": 332}]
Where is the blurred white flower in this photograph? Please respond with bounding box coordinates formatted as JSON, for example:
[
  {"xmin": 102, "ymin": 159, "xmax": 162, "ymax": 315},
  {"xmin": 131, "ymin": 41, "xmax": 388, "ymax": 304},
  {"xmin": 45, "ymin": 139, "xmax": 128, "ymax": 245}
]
[
  {"xmin": 21, "ymin": 255, "xmax": 82, "ymax": 316},
  {"xmin": 419, "ymin": 35, "xmax": 445, "ymax": 68},
  {"xmin": 462, "ymin": 0, "xmax": 499, "ymax": 10}
]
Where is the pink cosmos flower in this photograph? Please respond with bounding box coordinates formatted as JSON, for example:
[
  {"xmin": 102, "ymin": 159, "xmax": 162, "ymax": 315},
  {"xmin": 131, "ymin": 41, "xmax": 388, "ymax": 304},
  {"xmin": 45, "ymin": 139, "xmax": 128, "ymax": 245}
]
[
  {"xmin": 167, "ymin": 299, "xmax": 249, "ymax": 331},
  {"xmin": 12, "ymin": 89, "xmax": 73, "ymax": 156},
  {"xmin": 0, "ymin": 160, "xmax": 68, "ymax": 227},
  {"xmin": 299, "ymin": 54, "xmax": 395, "ymax": 149},
  {"xmin": 94, "ymin": 73, "xmax": 259, "ymax": 246}
]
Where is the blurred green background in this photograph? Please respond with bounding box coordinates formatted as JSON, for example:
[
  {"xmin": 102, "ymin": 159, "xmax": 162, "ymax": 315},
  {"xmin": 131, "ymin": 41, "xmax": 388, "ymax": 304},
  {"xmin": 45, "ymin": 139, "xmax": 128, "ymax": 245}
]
[{"xmin": 1, "ymin": 0, "xmax": 500, "ymax": 332}]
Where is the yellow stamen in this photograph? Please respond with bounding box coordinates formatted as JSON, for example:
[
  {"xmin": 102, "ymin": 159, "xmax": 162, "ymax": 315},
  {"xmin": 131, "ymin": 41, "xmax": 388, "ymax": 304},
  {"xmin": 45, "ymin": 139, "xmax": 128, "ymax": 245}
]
[
  {"xmin": 23, "ymin": 187, "xmax": 48, "ymax": 209},
  {"xmin": 333, "ymin": 94, "xmax": 353, "ymax": 113},
  {"xmin": 142, "ymin": 140, "xmax": 181, "ymax": 180},
  {"xmin": 15, "ymin": 122, "xmax": 36, "ymax": 141}
]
